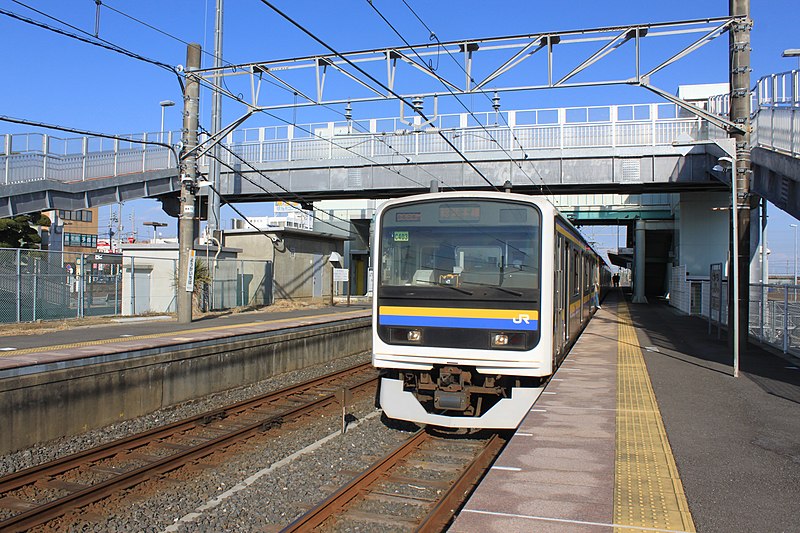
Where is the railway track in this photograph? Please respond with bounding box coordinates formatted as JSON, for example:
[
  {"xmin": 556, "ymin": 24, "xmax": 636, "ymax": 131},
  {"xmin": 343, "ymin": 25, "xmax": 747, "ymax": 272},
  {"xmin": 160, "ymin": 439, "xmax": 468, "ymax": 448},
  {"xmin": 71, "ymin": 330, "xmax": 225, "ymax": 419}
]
[
  {"xmin": 0, "ymin": 362, "xmax": 377, "ymax": 532},
  {"xmin": 283, "ymin": 428, "xmax": 509, "ymax": 532}
]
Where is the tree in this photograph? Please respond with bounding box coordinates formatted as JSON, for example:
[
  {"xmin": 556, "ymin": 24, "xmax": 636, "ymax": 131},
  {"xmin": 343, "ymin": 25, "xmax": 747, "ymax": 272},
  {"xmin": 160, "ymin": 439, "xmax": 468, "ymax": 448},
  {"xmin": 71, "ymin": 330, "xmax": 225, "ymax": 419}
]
[{"xmin": 0, "ymin": 212, "xmax": 49, "ymax": 249}]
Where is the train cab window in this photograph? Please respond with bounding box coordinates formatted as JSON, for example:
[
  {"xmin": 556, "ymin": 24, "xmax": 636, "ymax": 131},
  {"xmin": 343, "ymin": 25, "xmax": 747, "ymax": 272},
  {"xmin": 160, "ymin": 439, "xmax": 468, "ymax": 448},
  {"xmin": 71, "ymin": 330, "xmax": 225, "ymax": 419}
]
[{"xmin": 379, "ymin": 199, "xmax": 541, "ymax": 299}]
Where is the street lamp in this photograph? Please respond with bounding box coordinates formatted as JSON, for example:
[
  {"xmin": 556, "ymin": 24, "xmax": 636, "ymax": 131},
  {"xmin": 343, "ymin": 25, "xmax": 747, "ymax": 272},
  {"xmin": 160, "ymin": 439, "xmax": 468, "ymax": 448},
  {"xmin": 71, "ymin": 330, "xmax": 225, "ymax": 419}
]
[
  {"xmin": 159, "ymin": 100, "xmax": 175, "ymax": 143},
  {"xmin": 782, "ymin": 49, "xmax": 800, "ymax": 69},
  {"xmin": 143, "ymin": 221, "xmax": 168, "ymax": 243},
  {"xmin": 791, "ymin": 223, "xmax": 798, "ymax": 286},
  {"xmin": 713, "ymin": 155, "xmax": 739, "ymax": 378}
]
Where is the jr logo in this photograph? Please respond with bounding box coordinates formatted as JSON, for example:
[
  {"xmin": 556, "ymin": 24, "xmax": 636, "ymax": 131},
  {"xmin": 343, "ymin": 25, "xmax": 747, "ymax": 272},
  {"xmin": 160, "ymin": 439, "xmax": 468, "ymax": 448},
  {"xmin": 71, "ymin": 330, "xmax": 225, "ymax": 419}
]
[{"xmin": 512, "ymin": 314, "xmax": 531, "ymax": 325}]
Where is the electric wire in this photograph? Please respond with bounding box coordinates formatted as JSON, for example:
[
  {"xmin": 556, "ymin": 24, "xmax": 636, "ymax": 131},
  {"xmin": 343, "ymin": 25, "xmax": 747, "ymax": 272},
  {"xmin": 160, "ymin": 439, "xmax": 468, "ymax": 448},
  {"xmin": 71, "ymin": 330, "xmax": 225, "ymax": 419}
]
[
  {"xmin": 14, "ymin": 0, "xmax": 459, "ymax": 194},
  {"xmin": 374, "ymin": 0, "xmax": 557, "ymax": 200},
  {"xmin": 6, "ymin": 1, "xmax": 464, "ymax": 199},
  {"xmin": 2, "ymin": 5, "xmax": 176, "ymax": 75},
  {"xmin": 0, "ymin": 115, "xmax": 176, "ymax": 152},
  {"xmin": 199, "ymin": 127, "xmax": 365, "ymax": 238},
  {"xmin": 184, "ymin": 71, "xmax": 440, "ymax": 191},
  {"xmin": 255, "ymin": 0, "xmax": 500, "ymax": 191},
  {"xmin": 235, "ymin": 68, "xmax": 457, "ymax": 190}
]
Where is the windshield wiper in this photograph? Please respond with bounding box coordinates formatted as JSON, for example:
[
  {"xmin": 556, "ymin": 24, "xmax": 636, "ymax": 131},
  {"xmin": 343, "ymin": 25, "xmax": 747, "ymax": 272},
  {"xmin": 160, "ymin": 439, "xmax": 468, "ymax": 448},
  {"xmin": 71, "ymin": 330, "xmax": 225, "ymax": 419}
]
[
  {"xmin": 414, "ymin": 279, "xmax": 473, "ymax": 295},
  {"xmin": 460, "ymin": 280, "xmax": 523, "ymax": 297}
]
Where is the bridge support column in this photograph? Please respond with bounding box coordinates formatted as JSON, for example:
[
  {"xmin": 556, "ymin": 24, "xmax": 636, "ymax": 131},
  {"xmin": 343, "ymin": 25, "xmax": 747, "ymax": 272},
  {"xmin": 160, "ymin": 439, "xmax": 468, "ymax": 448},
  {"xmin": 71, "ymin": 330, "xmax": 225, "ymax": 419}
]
[{"xmin": 632, "ymin": 218, "xmax": 647, "ymax": 304}]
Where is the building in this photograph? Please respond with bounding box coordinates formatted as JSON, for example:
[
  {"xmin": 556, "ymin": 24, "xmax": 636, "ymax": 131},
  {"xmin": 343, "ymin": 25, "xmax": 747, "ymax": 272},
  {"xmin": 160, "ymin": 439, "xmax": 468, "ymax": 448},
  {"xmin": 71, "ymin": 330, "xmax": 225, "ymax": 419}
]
[{"xmin": 223, "ymin": 226, "xmax": 346, "ymax": 303}]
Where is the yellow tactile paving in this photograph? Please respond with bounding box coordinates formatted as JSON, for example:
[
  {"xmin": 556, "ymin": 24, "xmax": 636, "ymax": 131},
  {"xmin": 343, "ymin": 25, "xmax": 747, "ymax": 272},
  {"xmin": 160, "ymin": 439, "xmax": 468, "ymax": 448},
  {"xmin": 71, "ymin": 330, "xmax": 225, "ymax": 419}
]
[
  {"xmin": 0, "ymin": 309, "xmax": 368, "ymax": 357},
  {"xmin": 614, "ymin": 302, "xmax": 695, "ymax": 533}
]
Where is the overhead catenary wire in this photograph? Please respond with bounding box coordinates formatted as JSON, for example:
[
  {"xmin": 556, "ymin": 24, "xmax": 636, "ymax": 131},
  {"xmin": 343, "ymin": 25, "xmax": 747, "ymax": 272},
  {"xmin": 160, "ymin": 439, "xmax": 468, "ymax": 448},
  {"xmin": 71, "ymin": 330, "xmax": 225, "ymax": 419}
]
[
  {"xmin": 255, "ymin": 0, "xmax": 500, "ymax": 192},
  {"xmin": 200, "ymin": 129, "xmax": 364, "ymax": 239},
  {"xmin": 184, "ymin": 70, "xmax": 442, "ymax": 192},
  {"xmin": 10, "ymin": 0, "xmax": 459, "ymax": 194},
  {"xmin": 384, "ymin": 0, "xmax": 558, "ymax": 200},
  {"xmin": 0, "ymin": 115, "xmax": 176, "ymax": 153},
  {"xmin": 2, "ymin": 5, "xmax": 177, "ymax": 76}
]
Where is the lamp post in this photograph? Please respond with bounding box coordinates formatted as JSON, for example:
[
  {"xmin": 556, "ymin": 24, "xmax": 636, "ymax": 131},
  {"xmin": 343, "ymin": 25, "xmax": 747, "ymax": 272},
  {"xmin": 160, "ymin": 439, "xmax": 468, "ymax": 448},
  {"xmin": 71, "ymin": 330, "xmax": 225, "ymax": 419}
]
[
  {"xmin": 713, "ymin": 156, "xmax": 739, "ymax": 378},
  {"xmin": 159, "ymin": 100, "xmax": 175, "ymax": 143},
  {"xmin": 783, "ymin": 49, "xmax": 800, "ymax": 69},
  {"xmin": 143, "ymin": 221, "xmax": 168, "ymax": 243}
]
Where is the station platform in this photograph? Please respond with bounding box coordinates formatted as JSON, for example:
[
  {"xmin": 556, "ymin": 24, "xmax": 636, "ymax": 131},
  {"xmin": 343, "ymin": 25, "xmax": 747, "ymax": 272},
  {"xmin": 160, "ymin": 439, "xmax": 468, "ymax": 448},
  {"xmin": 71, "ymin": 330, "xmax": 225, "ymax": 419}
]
[
  {"xmin": 451, "ymin": 290, "xmax": 800, "ymax": 533},
  {"xmin": 0, "ymin": 303, "xmax": 370, "ymax": 375}
]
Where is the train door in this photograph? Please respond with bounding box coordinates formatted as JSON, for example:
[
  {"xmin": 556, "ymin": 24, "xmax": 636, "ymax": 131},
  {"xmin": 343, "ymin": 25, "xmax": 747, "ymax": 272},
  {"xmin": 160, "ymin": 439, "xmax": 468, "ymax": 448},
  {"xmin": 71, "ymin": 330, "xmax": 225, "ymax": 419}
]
[{"xmin": 554, "ymin": 234, "xmax": 567, "ymax": 358}]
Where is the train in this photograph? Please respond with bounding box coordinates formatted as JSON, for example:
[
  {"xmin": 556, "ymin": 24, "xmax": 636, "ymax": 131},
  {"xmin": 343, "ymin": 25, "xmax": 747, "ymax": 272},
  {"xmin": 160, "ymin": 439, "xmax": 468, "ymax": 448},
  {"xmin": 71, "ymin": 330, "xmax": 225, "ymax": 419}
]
[{"xmin": 371, "ymin": 191, "xmax": 610, "ymax": 429}]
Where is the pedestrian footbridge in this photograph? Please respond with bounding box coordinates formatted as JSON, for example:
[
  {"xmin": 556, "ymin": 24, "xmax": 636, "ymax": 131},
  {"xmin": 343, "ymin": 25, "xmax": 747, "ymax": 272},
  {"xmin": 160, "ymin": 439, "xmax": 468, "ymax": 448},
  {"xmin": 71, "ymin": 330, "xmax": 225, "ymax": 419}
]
[{"xmin": 1, "ymin": 71, "xmax": 799, "ymax": 217}]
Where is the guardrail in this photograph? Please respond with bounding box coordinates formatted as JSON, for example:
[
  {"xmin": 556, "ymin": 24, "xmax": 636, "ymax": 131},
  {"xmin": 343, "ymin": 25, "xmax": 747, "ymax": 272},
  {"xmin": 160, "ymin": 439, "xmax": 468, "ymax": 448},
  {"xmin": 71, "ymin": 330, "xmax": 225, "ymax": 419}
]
[
  {"xmin": 0, "ymin": 102, "xmax": 725, "ymax": 186},
  {"xmin": 708, "ymin": 69, "xmax": 800, "ymax": 157}
]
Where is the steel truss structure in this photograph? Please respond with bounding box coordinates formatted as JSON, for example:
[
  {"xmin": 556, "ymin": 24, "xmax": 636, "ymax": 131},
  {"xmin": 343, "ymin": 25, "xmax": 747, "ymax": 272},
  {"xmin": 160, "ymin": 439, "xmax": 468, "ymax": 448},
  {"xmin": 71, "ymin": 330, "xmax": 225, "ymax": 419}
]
[{"xmin": 190, "ymin": 16, "xmax": 744, "ymax": 137}]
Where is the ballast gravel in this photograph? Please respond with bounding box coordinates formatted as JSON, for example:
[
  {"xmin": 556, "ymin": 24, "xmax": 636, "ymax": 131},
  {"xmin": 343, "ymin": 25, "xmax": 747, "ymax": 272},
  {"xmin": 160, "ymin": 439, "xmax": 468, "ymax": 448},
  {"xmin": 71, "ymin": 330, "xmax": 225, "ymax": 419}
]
[{"xmin": 0, "ymin": 351, "xmax": 424, "ymax": 532}]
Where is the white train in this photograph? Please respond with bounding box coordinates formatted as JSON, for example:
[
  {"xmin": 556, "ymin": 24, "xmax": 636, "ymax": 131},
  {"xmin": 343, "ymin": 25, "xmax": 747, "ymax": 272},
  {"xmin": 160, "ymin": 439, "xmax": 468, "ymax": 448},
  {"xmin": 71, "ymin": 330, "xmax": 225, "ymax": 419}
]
[{"xmin": 372, "ymin": 191, "xmax": 609, "ymax": 429}]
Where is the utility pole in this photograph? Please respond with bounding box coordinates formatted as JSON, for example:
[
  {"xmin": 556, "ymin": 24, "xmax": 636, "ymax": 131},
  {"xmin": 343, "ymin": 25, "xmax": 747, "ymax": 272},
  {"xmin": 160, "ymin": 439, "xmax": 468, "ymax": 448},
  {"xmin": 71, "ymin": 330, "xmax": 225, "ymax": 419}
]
[
  {"xmin": 729, "ymin": 0, "xmax": 752, "ymax": 356},
  {"xmin": 178, "ymin": 43, "xmax": 202, "ymax": 324},
  {"xmin": 208, "ymin": 0, "xmax": 224, "ymax": 236}
]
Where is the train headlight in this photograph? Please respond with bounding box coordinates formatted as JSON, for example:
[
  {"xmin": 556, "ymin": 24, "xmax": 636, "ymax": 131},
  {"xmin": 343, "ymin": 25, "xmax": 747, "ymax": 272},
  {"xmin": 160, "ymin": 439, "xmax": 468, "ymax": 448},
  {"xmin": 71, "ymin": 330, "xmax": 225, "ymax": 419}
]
[
  {"xmin": 407, "ymin": 329, "xmax": 422, "ymax": 342},
  {"xmin": 492, "ymin": 333, "xmax": 509, "ymax": 346}
]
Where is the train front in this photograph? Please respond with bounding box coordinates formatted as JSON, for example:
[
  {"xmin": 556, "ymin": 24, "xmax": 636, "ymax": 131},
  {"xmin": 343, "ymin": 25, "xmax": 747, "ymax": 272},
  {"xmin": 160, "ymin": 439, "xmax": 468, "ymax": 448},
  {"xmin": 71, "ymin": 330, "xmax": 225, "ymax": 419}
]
[{"xmin": 372, "ymin": 193, "xmax": 548, "ymax": 429}]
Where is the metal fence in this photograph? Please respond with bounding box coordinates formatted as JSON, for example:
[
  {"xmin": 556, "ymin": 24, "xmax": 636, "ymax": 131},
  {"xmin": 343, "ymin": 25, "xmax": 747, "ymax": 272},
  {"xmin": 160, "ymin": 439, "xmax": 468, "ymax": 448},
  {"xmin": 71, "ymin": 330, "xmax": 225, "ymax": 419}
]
[
  {"xmin": 1, "ymin": 102, "xmax": 727, "ymax": 185},
  {"xmin": 669, "ymin": 267, "xmax": 800, "ymax": 357},
  {"xmin": 0, "ymin": 248, "xmax": 273, "ymax": 324}
]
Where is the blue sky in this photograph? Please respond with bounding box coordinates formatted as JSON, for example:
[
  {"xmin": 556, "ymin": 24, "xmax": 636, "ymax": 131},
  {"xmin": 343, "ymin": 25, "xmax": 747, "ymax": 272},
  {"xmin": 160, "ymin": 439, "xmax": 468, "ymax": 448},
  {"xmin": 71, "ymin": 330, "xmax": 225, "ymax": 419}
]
[{"xmin": 2, "ymin": 0, "xmax": 799, "ymax": 270}]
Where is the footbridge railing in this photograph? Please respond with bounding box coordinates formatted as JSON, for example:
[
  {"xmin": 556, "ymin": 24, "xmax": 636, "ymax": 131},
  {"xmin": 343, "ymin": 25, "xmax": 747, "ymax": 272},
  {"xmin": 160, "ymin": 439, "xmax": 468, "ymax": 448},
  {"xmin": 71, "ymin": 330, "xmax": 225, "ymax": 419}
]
[{"xmin": 1, "ymin": 102, "xmax": 727, "ymax": 186}]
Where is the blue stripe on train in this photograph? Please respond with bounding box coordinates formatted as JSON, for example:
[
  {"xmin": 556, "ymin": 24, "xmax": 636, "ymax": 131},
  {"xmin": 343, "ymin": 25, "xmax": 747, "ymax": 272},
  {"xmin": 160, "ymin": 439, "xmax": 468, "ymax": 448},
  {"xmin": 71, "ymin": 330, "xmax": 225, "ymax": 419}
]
[{"xmin": 379, "ymin": 315, "xmax": 539, "ymax": 331}]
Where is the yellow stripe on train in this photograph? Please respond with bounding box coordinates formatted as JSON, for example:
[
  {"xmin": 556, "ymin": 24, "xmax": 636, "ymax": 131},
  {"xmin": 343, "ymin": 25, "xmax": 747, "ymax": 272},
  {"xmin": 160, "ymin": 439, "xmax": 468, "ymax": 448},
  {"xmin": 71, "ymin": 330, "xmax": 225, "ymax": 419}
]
[{"xmin": 380, "ymin": 306, "xmax": 539, "ymax": 320}]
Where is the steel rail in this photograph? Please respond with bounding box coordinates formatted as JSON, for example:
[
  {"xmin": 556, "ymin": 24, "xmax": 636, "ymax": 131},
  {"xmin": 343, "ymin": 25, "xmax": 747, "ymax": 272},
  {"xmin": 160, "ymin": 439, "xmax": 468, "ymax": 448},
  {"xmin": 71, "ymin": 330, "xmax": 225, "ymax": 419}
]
[
  {"xmin": 0, "ymin": 363, "xmax": 377, "ymax": 532},
  {"xmin": 415, "ymin": 432, "xmax": 508, "ymax": 532},
  {"xmin": 0, "ymin": 362, "xmax": 371, "ymax": 492},
  {"xmin": 282, "ymin": 430, "xmax": 509, "ymax": 532},
  {"xmin": 281, "ymin": 429, "xmax": 431, "ymax": 531}
]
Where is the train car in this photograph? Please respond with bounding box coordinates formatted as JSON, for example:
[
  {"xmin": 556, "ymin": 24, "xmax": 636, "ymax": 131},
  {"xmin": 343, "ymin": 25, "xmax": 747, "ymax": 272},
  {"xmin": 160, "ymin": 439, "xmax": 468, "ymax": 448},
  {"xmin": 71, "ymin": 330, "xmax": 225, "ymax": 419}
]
[{"xmin": 372, "ymin": 191, "xmax": 609, "ymax": 429}]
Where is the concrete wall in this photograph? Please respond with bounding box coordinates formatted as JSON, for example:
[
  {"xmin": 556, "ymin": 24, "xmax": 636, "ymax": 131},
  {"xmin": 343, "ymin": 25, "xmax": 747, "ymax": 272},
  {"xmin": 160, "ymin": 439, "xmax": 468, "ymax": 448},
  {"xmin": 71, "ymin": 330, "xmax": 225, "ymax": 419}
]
[
  {"xmin": 225, "ymin": 231, "xmax": 344, "ymax": 303},
  {"xmin": 0, "ymin": 318, "xmax": 370, "ymax": 454},
  {"xmin": 675, "ymin": 192, "xmax": 730, "ymax": 277}
]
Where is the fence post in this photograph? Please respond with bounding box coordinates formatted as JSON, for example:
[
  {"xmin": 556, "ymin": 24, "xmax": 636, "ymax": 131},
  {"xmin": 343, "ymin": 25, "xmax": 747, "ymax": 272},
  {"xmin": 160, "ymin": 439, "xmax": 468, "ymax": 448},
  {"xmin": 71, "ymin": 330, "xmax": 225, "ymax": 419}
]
[
  {"xmin": 130, "ymin": 257, "xmax": 136, "ymax": 315},
  {"xmin": 115, "ymin": 262, "xmax": 120, "ymax": 315},
  {"xmin": 167, "ymin": 130, "xmax": 173, "ymax": 168},
  {"xmin": 42, "ymin": 134, "xmax": 49, "ymax": 180},
  {"xmin": 82, "ymin": 136, "xmax": 88, "ymax": 181},
  {"xmin": 760, "ymin": 283, "xmax": 765, "ymax": 342},
  {"xmin": 113, "ymin": 138, "xmax": 119, "ymax": 176},
  {"xmin": 4, "ymin": 134, "xmax": 11, "ymax": 185},
  {"xmin": 16, "ymin": 249, "xmax": 21, "ymax": 323},
  {"xmin": 78, "ymin": 253, "xmax": 85, "ymax": 318},
  {"xmin": 32, "ymin": 258, "xmax": 38, "ymax": 321},
  {"xmin": 141, "ymin": 133, "xmax": 147, "ymax": 172},
  {"xmin": 783, "ymin": 286, "xmax": 789, "ymax": 354}
]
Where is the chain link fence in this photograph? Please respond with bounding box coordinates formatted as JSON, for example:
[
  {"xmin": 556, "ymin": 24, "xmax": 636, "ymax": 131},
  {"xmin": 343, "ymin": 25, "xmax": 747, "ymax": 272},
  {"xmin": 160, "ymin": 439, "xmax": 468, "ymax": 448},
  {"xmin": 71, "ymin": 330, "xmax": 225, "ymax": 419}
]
[{"xmin": 0, "ymin": 249, "xmax": 273, "ymax": 323}]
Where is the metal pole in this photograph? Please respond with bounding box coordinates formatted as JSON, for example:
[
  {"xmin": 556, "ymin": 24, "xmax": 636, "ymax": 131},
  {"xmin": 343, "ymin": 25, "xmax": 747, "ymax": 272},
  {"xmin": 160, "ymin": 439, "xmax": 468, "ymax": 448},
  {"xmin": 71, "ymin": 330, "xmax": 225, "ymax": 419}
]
[
  {"xmin": 160, "ymin": 106, "xmax": 166, "ymax": 144},
  {"xmin": 784, "ymin": 285, "xmax": 789, "ymax": 354},
  {"xmin": 793, "ymin": 224, "xmax": 798, "ymax": 286},
  {"xmin": 4, "ymin": 134, "xmax": 11, "ymax": 185},
  {"xmin": 178, "ymin": 43, "xmax": 202, "ymax": 324},
  {"xmin": 731, "ymin": 156, "xmax": 740, "ymax": 377},
  {"xmin": 208, "ymin": 0, "xmax": 224, "ymax": 235},
  {"xmin": 32, "ymin": 258, "xmax": 37, "ymax": 321},
  {"xmin": 729, "ymin": 0, "xmax": 752, "ymax": 360},
  {"xmin": 130, "ymin": 257, "xmax": 135, "ymax": 314},
  {"xmin": 16, "ymin": 249, "xmax": 21, "ymax": 323}
]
